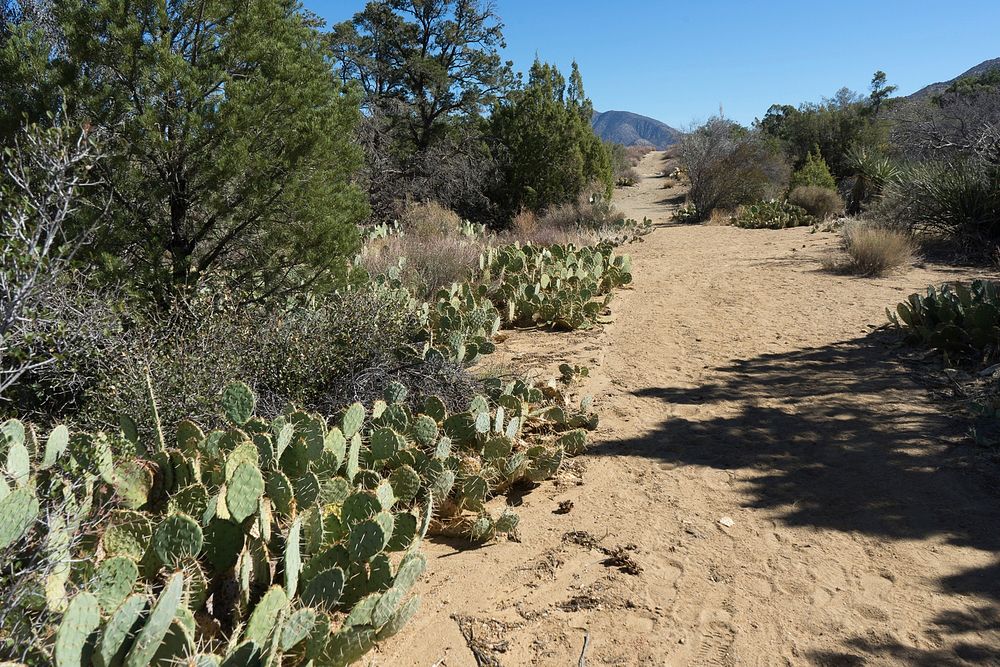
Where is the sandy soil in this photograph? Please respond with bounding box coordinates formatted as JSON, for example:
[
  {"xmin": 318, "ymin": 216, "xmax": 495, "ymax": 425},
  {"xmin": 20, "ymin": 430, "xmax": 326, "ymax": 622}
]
[{"xmin": 378, "ymin": 151, "xmax": 1000, "ymax": 666}]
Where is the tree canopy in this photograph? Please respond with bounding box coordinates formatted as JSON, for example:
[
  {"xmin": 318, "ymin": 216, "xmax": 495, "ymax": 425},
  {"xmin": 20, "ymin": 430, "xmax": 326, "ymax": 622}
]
[
  {"xmin": 488, "ymin": 60, "xmax": 612, "ymax": 217},
  {"xmin": 2, "ymin": 0, "xmax": 367, "ymax": 303}
]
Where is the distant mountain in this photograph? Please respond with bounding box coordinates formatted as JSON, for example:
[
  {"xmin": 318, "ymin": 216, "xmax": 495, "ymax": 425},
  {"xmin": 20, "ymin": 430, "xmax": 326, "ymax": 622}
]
[
  {"xmin": 591, "ymin": 110, "xmax": 682, "ymax": 149},
  {"xmin": 906, "ymin": 57, "xmax": 1000, "ymax": 100}
]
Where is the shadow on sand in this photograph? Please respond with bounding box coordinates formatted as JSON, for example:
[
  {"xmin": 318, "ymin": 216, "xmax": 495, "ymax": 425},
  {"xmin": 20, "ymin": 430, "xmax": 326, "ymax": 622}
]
[{"xmin": 591, "ymin": 330, "xmax": 1000, "ymax": 664}]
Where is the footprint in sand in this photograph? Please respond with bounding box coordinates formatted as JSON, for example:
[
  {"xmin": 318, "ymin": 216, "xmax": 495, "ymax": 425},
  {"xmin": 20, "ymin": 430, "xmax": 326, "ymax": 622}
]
[{"xmin": 691, "ymin": 620, "xmax": 737, "ymax": 666}]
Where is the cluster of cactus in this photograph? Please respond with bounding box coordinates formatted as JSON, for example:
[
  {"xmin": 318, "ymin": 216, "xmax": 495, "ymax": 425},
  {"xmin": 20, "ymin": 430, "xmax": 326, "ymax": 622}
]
[
  {"xmin": 672, "ymin": 203, "xmax": 699, "ymax": 223},
  {"xmin": 600, "ymin": 216, "xmax": 654, "ymax": 245},
  {"xmin": 0, "ymin": 382, "xmax": 429, "ymax": 666},
  {"xmin": 420, "ymin": 282, "xmax": 501, "ymax": 365},
  {"xmin": 0, "ymin": 374, "xmax": 599, "ymax": 665},
  {"xmin": 479, "ymin": 242, "xmax": 632, "ymax": 330},
  {"xmin": 887, "ymin": 280, "xmax": 1000, "ymax": 360},
  {"xmin": 733, "ymin": 200, "xmax": 815, "ymax": 229}
]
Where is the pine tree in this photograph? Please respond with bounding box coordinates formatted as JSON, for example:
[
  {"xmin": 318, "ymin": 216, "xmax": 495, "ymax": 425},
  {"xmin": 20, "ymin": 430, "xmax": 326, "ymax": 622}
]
[
  {"xmin": 3, "ymin": 0, "xmax": 367, "ymax": 303},
  {"xmin": 790, "ymin": 146, "xmax": 837, "ymax": 191},
  {"xmin": 488, "ymin": 60, "xmax": 612, "ymax": 217}
]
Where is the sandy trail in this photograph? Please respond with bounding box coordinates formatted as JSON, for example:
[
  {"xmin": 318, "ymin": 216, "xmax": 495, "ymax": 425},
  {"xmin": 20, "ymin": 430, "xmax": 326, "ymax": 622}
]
[{"xmin": 379, "ymin": 151, "xmax": 1000, "ymax": 666}]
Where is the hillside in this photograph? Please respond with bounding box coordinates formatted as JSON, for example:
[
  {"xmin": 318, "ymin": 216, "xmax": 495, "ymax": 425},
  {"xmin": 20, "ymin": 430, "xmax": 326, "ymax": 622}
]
[
  {"xmin": 906, "ymin": 56, "xmax": 1000, "ymax": 100},
  {"xmin": 592, "ymin": 109, "xmax": 681, "ymax": 149}
]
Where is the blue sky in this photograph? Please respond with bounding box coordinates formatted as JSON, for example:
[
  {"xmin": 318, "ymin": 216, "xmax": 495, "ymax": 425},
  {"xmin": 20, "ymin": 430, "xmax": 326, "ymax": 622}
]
[{"xmin": 307, "ymin": 0, "xmax": 1000, "ymax": 128}]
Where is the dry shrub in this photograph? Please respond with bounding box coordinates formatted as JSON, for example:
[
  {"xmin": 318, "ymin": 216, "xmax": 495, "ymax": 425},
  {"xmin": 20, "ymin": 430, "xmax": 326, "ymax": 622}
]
[
  {"xmin": 707, "ymin": 208, "xmax": 737, "ymax": 226},
  {"xmin": 788, "ymin": 185, "xmax": 844, "ymax": 220},
  {"xmin": 363, "ymin": 233, "xmax": 482, "ymax": 298},
  {"xmin": 401, "ymin": 200, "xmax": 463, "ymax": 239},
  {"xmin": 625, "ymin": 145, "xmax": 654, "ymax": 166},
  {"xmin": 824, "ymin": 222, "xmax": 917, "ymax": 277},
  {"xmin": 511, "ymin": 209, "xmax": 538, "ymax": 238},
  {"xmin": 616, "ymin": 167, "xmax": 641, "ymax": 187},
  {"xmin": 678, "ymin": 118, "xmax": 790, "ymax": 221}
]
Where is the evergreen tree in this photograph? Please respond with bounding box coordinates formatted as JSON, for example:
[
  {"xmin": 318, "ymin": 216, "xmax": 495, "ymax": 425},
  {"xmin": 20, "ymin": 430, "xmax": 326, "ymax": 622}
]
[
  {"xmin": 488, "ymin": 59, "xmax": 612, "ymax": 217},
  {"xmin": 3, "ymin": 0, "xmax": 367, "ymax": 303},
  {"xmin": 790, "ymin": 146, "xmax": 838, "ymax": 190}
]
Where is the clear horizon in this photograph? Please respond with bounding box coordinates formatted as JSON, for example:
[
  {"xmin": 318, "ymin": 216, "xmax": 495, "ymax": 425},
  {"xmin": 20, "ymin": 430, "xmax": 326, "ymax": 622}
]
[{"xmin": 307, "ymin": 0, "xmax": 1000, "ymax": 128}]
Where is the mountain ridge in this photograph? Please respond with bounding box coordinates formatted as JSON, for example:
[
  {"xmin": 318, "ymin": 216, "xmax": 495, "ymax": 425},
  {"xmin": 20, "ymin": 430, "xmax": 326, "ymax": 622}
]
[
  {"xmin": 906, "ymin": 57, "xmax": 1000, "ymax": 100},
  {"xmin": 591, "ymin": 110, "xmax": 682, "ymax": 149}
]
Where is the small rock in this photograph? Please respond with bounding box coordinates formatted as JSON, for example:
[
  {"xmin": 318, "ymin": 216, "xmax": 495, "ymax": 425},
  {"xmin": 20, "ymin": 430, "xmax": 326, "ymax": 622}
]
[{"xmin": 718, "ymin": 517, "xmax": 735, "ymax": 528}]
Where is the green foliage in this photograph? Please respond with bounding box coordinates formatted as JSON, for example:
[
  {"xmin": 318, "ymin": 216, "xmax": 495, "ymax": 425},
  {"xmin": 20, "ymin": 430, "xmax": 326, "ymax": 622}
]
[
  {"xmin": 757, "ymin": 83, "xmax": 888, "ymax": 179},
  {"xmin": 734, "ymin": 200, "xmax": 815, "ymax": 229},
  {"xmin": 678, "ymin": 117, "xmax": 790, "ymax": 219},
  {"xmin": 846, "ymin": 146, "xmax": 900, "ymax": 212},
  {"xmin": 330, "ymin": 0, "xmax": 512, "ymax": 224},
  {"xmin": 888, "ymin": 281, "xmax": 1000, "ymax": 361},
  {"xmin": 672, "ymin": 204, "xmax": 700, "ymax": 223},
  {"xmin": 940, "ymin": 68, "xmax": 1000, "ymax": 100},
  {"xmin": 7, "ymin": 0, "xmax": 366, "ymax": 302},
  {"xmin": 882, "ymin": 161, "xmax": 1000, "ymax": 250},
  {"xmin": 789, "ymin": 147, "xmax": 837, "ymax": 190},
  {"xmin": 331, "ymin": 0, "xmax": 510, "ymax": 153},
  {"xmin": 489, "ymin": 60, "xmax": 612, "ymax": 218}
]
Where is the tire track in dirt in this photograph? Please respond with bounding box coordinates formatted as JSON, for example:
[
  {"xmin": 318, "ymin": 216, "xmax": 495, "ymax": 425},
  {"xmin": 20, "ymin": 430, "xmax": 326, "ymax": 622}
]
[{"xmin": 378, "ymin": 151, "xmax": 1000, "ymax": 666}]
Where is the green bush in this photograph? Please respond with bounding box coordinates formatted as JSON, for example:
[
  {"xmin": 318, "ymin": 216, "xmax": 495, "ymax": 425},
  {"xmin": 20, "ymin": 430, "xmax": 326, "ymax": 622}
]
[
  {"xmin": 5, "ymin": 280, "xmax": 482, "ymax": 430},
  {"xmin": 489, "ymin": 61, "xmax": 612, "ymax": 218},
  {"xmin": 481, "ymin": 242, "xmax": 632, "ymax": 330},
  {"xmin": 672, "ymin": 203, "xmax": 700, "ymax": 223},
  {"xmin": 733, "ymin": 200, "xmax": 814, "ymax": 229},
  {"xmin": 789, "ymin": 146, "xmax": 837, "ymax": 190},
  {"xmin": 888, "ymin": 280, "xmax": 1000, "ymax": 361}
]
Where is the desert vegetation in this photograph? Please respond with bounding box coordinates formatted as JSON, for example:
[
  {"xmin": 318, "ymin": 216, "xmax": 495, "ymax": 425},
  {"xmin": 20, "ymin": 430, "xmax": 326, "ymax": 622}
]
[
  {"xmin": 0, "ymin": 0, "xmax": 655, "ymax": 663},
  {"xmin": 3, "ymin": 0, "xmax": 1000, "ymax": 662},
  {"xmin": 675, "ymin": 67, "xmax": 1000, "ymax": 277}
]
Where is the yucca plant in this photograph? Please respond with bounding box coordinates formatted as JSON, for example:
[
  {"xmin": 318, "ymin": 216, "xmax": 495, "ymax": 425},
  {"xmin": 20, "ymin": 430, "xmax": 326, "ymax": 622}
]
[{"xmin": 846, "ymin": 146, "xmax": 900, "ymax": 213}]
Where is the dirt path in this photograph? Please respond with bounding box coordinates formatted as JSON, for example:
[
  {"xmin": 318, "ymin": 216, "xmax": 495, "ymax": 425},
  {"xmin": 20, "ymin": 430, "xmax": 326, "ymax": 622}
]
[{"xmin": 379, "ymin": 151, "xmax": 1000, "ymax": 666}]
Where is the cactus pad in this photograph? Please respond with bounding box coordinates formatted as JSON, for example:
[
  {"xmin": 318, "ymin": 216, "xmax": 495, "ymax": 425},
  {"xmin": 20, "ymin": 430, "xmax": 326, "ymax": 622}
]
[
  {"xmin": 388, "ymin": 465, "xmax": 421, "ymax": 504},
  {"xmin": 220, "ymin": 382, "xmax": 255, "ymax": 425},
  {"xmin": 285, "ymin": 518, "xmax": 302, "ymax": 597},
  {"xmin": 54, "ymin": 592, "xmax": 101, "ymax": 667},
  {"xmin": 226, "ymin": 462, "xmax": 264, "ymax": 523},
  {"xmin": 41, "ymin": 424, "xmax": 69, "ymax": 469},
  {"xmin": 93, "ymin": 556, "xmax": 140, "ymax": 614},
  {"xmin": 280, "ymin": 608, "xmax": 318, "ymax": 651},
  {"xmin": 301, "ymin": 566, "xmax": 345, "ymax": 611},
  {"xmin": 0, "ymin": 486, "xmax": 37, "ymax": 551},
  {"xmin": 371, "ymin": 427, "xmax": 404, "ymax": 460},
  {"xmin": 348, "ymin": 512, "xmax": 393, "ymax": 561},
  {"xmin": 341, "ymin": 402, "xmax": 366, "ymax": 439},
  {"xmin": 410, "ymin": 415, "xmax": 438, "ymax": 447},
  {"xmin": 245, "ymin": 585, "xmax": 288, "ymax": 646},
  {"xmin": 383, "ymin": 381, "xmax": 408, "ymax": 405},
  {"xmin": 153, "ymin": 513, "xmax": 204, "ymax": 567},
  {"xmin": 96, "ymin": 594, "xmax": 148, "ymax": 667},
  {"xmin": 124, "ymin": 571, "xmax": 183, "ymax": 667}
]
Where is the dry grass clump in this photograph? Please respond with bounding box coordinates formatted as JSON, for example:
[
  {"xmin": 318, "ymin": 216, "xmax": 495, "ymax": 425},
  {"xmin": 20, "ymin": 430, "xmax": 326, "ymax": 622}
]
[
  {"xmin": 707, "ymin": 208, "xmax": 736, "ymax": 226},
  {"xmin": 507, "ymin": 208, "xmax": 590, "ymax": 246},
  {"xmin": 363, "ymin": 201, "xmax": 484, "ymax": 298},
  {"xmin": 401, "ymin": 200, "xmax": 463, "ymax": 237},
  {"xmin": 363, "ymin": 234, "xmax": 482, "ymax": 297},
  {"xmin": 823, "ymin": 221, "xmax": 917, "ymax": 277},
  {"xmin": 788, "ymin": 185, "xmax": 845, "ymax": 220}
]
